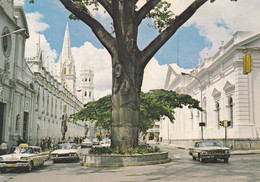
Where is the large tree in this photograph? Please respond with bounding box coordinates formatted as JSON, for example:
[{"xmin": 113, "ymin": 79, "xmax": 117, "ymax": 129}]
[
  {"xmin": 70, "ymin": 89, "xmax": 202, "ymax": 134},
  {"xmin": 30, "ymin": 0, "xmax": 234, "ymax": 148}
]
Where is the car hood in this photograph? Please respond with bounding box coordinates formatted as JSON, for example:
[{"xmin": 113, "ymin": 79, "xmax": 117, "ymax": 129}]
[
  {"xmin": 0, "ymin": 153, "xmax": 34, "ymax": 161},
  {"xmin": 190, "ymin": 147, "xmax": 230, "ymax": 150},
  {"xmin": 51, "ymin": 149, "xmax": 77, "ymax": 154}
]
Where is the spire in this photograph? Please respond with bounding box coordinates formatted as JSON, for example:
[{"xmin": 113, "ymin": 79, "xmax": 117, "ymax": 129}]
[
  {"xmin": 36, "ymin": 33, "xmax": 41, "ymax": 57},
  {"xmin": 61, "ymin": 22, "xmax": 72, "ymax": 59}
]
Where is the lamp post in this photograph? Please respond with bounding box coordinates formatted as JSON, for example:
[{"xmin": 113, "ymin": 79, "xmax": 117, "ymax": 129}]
[
  {"xmin": 181, "ymin": 72, "xmax": 204, "ymax": 140},
  {"xmin": 0, "ymin": 28, "xmax": 26, "ymax": 38}
]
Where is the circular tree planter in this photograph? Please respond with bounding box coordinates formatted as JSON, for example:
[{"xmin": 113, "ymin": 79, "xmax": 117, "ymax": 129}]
[{"xmin": 81, "ymin": 152, "xmax": 171, "ymax": 167}]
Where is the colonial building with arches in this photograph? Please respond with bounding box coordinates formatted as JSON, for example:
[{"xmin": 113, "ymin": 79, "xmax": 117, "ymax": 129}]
[
  {"xmin": 0, "ymin": 1, "xmax": 85, "ymax": 147},
  {"xmin": 161, "ymin": 31, "xmax": 260, "ymax": 150}
]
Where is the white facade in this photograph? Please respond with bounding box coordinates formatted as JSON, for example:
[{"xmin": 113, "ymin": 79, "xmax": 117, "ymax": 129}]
[
  {"xmin": 162, "ymin": 31, "xmax": 260, "ymax": 150},
  {"xmin": 0, "ymin": 2, "xmax": 85, "ymax": 147},
  {"xmin": 77, "ymin": 69, "xmax": 94, "ymax": 105}
]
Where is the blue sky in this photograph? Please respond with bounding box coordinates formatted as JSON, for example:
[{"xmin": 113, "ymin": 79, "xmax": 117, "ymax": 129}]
[
  {"xmin": 16, "ymin": 0, "xmax": 260, "ymax": 99},
  {"xmin": 23, "ymin": 0, "xmax": 206, "ymax": 68}
]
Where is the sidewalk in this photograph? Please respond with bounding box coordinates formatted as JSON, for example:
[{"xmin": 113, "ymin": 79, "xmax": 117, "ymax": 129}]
[{"xmin": 166, "ymin": 143, "xmax": 260, "ymax": 155}]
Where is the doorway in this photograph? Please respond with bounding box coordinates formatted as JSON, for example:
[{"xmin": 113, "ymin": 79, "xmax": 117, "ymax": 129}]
[
  {"xmin": 23, "ymin": 112, "xmax": 29, "ymax": 143},
  {"xmin": 0, "ymin": 102, "xmax": 5, "ymax": 142}
]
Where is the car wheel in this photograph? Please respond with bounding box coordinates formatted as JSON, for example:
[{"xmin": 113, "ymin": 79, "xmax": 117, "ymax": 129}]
[
  {"xmin": 224, "ymin": 158, "xmax": 229, "ymax": 163},
  {"xmin": 26, "ymin": 161, "xmax": 34, "ymax": 172},
  {"xmin": 40, "ymin": 160, "xmax": 44, "ymax": 167}
]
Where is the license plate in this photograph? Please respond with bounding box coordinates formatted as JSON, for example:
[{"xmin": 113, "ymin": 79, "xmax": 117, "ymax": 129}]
[{"xmin": 8, "ymin": 164, "xmax": 14, "ymax": 167}]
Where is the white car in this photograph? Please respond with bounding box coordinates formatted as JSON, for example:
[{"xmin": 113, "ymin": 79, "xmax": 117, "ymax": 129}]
[
  {"xmin": 0, "ymin": 144, "xmax": 49, "ymax": 173},
  {"xmin": 81, "ymin": 138, "xmax": 92, "ymax": 148},
  {"xmin": 189, "ymin": 140, "xmax": 230, "ymax": 163},
  {"xmin": 50, "ymin": 143, "xmax": 79, "ymax": 163},
  {"xmin": 100, "ymin": 139, "xmax": 111, "ymax": 147},
  {"xmin": 92, "ymin": 138, "xmax": 100, "ymax": 145}
]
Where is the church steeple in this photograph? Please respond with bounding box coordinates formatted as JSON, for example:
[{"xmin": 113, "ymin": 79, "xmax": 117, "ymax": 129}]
[
  {"xmin": 56, "ymin": 23, "xmax": 76, "ymax": 95},
  {"xmin": 61, "ymin": 23, "xmax": 72, "ymax": 60}
]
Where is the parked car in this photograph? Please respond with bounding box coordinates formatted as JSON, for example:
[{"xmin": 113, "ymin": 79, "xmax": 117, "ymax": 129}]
[
  {"xmin": 100, "ymin": 138, "xmax": 111, "ymax": 147},
  {"xmin": 81, "ymin": 138, "xmax": 92, "ymax": 148},
  {"xmin": 0, "ymin": 144, "xmax": 49, "ymax": 173},
  {"xmin": 50, "ymin": 143, "xmax": 79, "ymax": 163},
  {"xmin": 189, "ymin": 140, "xmax": 230, "ymax": 163},
  {"xmin": 92, "ymin": 138, "xmax": 100, "ymax": 145}
]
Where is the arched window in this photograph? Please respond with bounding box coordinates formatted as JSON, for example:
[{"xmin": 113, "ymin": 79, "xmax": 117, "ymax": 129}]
[{"xmin": 1, "ymin": 27, "xmax": 12, "ymax": 58}]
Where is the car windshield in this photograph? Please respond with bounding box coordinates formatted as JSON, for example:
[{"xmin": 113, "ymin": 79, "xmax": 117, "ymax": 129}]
[
  {"xmin": 56, "ymin": 144, "xmax": 77, "ymax": 149},
  {"xmin": 14, "ymin": 147, "xmax": 33, "ymax": 154},
  {"xmin": 83, "ymin": 139, "xmax": 91, "ymax": 142},
  {"xmin": 197, "ymin": 141, "xmax": 222, "ymax": 147}
]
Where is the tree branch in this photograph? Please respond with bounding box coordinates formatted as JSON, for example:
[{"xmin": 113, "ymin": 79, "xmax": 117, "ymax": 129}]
[
  {"xmin": 97, "ymin": 0, "xmax": 113, "ymax": 17},
  {"xmin": 136, "ymin": 0, "xmax": 161, "ymax": 26},
  {"xmin": 60, "ymin": 0, "xmax": 117, "ymax": 56},
  {"xmin": 139, "ymin": 0, "xmax": 208, "ymax": 68}
]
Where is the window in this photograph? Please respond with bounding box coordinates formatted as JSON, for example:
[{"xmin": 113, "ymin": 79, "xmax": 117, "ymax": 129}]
[
  {"xmin": 1, "ymin": 27, "xmax": 12, "ymax": 58},
  {"xmin": 216, "ymin": 102, "xmax": 220, "ymax": 128},
  {"xmin": 229, "ymin": 97, "xmax": 233, "ymax": 127},
  {"xmin": 63, "ymin": 68, "xmax": 66, "ymax": 74},
  {"xmin": 89, "ymin": 92, "xmax": 91, "ymax": 97},
  {"xmin": 85, "ymin": 91, "xmax": 87, "ymax": 97},
  {"xmin": 203, "ymin": 97, "xmax": 207, "ymax": 126}
]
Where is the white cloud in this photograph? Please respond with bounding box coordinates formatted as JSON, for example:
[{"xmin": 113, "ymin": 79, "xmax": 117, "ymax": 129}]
[
  {"xmin": 71, "ymin": 42, "xmax": 112, "ymax": 100},
  {"xmin": 14, "ymin": 0, "xmax": 25, "ymax": 6},
  {"xmin": 142, "ymin": 58, "xmax": 168, "ymax": 92},
  {"xmin": 26, "ymin": 12, "xmax": 50, "ymax": 33},
  {"xmin": 170, "ymin": 0, "xmax": 260, "ymax": 58},
  {"xmin": 25, "ymin": 12, "xmax": 57, "ymax": 73}
]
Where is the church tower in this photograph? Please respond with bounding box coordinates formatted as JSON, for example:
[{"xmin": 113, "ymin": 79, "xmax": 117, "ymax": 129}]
[
  {"xmin": 79, "ymin": 69, "xmax": 94, "ymax": 105},
  {"xmin": 56, "ymin": 23, "xmax": 76, "ymax": 95}
]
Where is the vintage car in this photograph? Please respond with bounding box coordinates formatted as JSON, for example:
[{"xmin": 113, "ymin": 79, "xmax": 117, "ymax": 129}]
[
  {"xmin": 100, "ymin": 138, "xmax": 111, "ymax": 147},
  {"xmin": 0, "ymin": 144, "xmax": 49, "ymax": 173},
  {"xmin": 50, "ymin": 143, "xmax": 79, "ymax": 163},
  {"xmin": 81, "ymin": 138, "xmax": 92, "ymax": 148},
  {"xmin": 189, "ymin": 140, "xmax": 230, "ymax": 163},
  {"xmin": 92, "ymin": 138, "xmax": 100, "ymax": 145}
]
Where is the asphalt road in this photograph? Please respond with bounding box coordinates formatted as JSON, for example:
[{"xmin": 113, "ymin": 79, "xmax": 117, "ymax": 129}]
[{"xmin": 1, "ymin": 145, "xmax": 260, "ymax": 182}]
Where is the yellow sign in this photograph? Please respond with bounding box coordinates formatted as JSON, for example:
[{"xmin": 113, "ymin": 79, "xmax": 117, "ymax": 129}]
[{"xmin": 19, "ymin": 143, "xmax": 29, "ymax": 147}]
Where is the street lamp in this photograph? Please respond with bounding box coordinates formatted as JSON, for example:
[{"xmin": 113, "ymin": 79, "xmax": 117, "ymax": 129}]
[
  {"xmin": 181, "ymin": 72, "xmax": 205, "ymax": 140},
  {"xmin": 0, "ymin": 28, "xmax": 26, "ymax": 38}
]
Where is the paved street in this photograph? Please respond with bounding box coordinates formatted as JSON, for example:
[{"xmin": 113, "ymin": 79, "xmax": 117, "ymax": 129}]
[{"xmin": 1, "ymin": 145, "xmax": 260, "ymax": 182}]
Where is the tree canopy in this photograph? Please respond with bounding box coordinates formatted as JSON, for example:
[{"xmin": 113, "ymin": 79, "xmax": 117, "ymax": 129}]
[
  {"xmin": 28, "ymin": 0, "xmax": 237, "ymax": 148},
  {"xmin": 70, "ymin": 89, "xmax": 202, "ymax": 133}
]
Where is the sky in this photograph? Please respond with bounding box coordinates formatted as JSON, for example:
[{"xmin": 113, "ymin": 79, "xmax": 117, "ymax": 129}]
[{"xmin": 14, "ymin": 0, "xmax": 260, "ymax": 100}]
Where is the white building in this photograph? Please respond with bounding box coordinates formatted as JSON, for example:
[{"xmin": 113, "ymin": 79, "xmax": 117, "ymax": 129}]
[
  {"xmin": 161, "ymin": 31, "xmax": 260, "ymax": 150},
  {"xmin": 0, "ymin": 1, "xmax": 86, "ymax": 147},
  {"xmin": 77, "ymin": 69, "xmax": 94, "ymax": 105}
]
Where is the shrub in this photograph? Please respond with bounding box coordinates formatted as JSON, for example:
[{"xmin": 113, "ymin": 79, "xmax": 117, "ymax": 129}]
[{"xmin": 88, "ymin": 145, "xmax": 161, "ymax": 155}]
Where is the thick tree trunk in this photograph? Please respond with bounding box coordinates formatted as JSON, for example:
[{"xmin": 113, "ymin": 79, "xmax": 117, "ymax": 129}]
[{"xmin": 111, "ymin": 55, "xmax": 143, "ymax": 149}]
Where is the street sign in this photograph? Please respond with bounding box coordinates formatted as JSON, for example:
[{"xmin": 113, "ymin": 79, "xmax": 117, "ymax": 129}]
[{"xmin": 199, "ymin": 122, "xmax": 206, "ymax": 126}]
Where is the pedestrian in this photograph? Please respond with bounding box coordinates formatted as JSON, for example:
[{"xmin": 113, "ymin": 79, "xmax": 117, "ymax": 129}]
[
  {"xmin": 40, "ymin": 139, "xmax": 46, "ymax": 152},
  {"xmin": 47, "ymin": 137, "xmax": 51, "ymax": 150},
  {"xmin": 16, "ymin": 137, "xmax": 23, "ymax": 146},
  {"xmin": 0, "ymin": 140, "xmax": 8, "ymax": 155}
]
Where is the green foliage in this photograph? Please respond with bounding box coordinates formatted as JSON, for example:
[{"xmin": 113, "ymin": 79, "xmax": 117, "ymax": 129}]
[
  {"xmin": 89, "ymin": 145, "xmax": 161, "ymax": 155},
  {"xmin": 146, "ymin": 1, "xmax": 175, "ymax": 33},
  {"xmin": 69, "ymin": 89, "xmax": 202, "ymax": 133}
]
